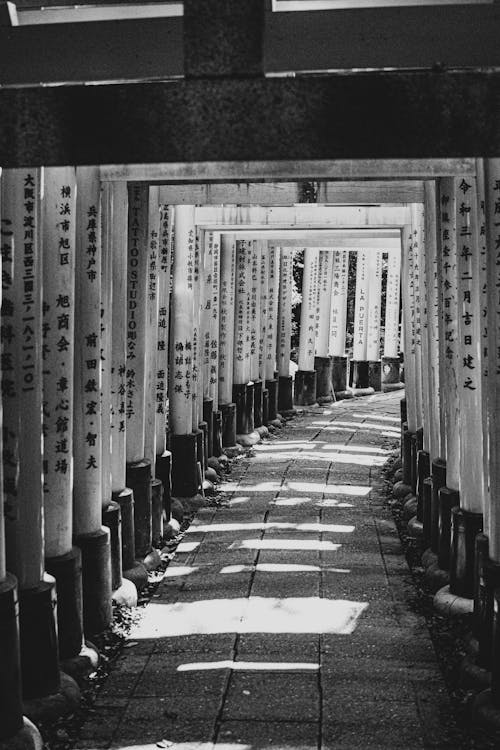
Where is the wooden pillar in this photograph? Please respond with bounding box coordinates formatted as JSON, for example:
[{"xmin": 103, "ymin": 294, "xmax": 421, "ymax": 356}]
[
  {"xmin": 382, "ymin": 247, "xmax": 402, "ymax": 390},
  {"xmin": 445, "ymin": 175, "xmax": 483, "ymax": 598},
  {"xmin": 314, "ymin": 250, "xmax": 334, "ymax": 403},
  {"xmin": 218, "ymin": 234, "xmax": 237, "ymax": 447},
  {"xmin": 125, "ymin": 184, "xmax": 152, "ymax": 558},
  {"xmin": 329, "ymin": 250, "xmax": 350, "ymax": 398},
  {"xmin": 233, "ymin": 240, "xmax": 255, "ymax": 438},
  {"xmin": 73, "ymin": 166, "xmax": 112, "ymax": 636},
  {"xmin": 351, "ymin": 250, "xmax": 372, "ymax": 393},
  {"xmin": 296, "ymin": 247, "xmax": 319, "ymax": 405},
  {"xmin": 366, "ymin": 250, "xmax": 383, "ymax": 391},
  {"xmin": 485, "ymin": 159, "xmax": 500, "ymax": 564},
  {"xmin": 169, "ymin": 205, "xmax": 199, "ymax": 497},
  {"xmin": 0, "ymin": 165, "xmax": 42, "ymax": 750},
  {"xmin": 277, "ymin": 247, "xmax": 293, "ymax": 413},
  {"xmin": 1, "ymin": 167, "xmax": 65, "ymax": 704}
]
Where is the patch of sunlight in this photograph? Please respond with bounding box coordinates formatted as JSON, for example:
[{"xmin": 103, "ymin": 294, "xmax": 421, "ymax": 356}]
[
  {"xmin": 229, "ymin": 539, "xmax": 341, "ymax": 551},
  {"xmin": 219, "ymin": 563, "xmax": 351, "ymax": 574},
  {"xmin": 303, "ymin": 424, "xmax": 356, "ymax": 433},
  {"xmin": 312, "ymin": 420, "xmax": 399, "ymax": 433},
  {"xmin": 177, "ymin": 660, "xmax": 319, "ymax": 672},
  {"xmin": 131, "ymin": 596, "xmax": 368, "ymax": 638},
  {"xmin": 254, "ymin": 441, "xmax": 322, "ymax": 450},
  {"xmin": 287, "ymin": 481, "xmax": 370, "ymax": 495},
  {"xmin": 226, "ymin": 496, "xmax": 251, "ymax": 506},
  {"xmin": 317, "ymin": 499, "xmax": 355, "ymax": 508},
  {"xmin": 187, "ymin": 522, "xmax": 354, "ymax": 534},
  {"xmin": 175, "ymin": 541, "xmax": 200, "ymax": 553},
  {"xmin": 319, "ymin": 443, "xmax": 390, "ymax": 454},
  {"xmin": 112, "ymin": 745, "xmax": 215, "ymax": 750},
  {"xmin": 352, "ymin": 412, "xmax": 400, "ymax": 423},
  {"xmin": 219, "ymin": 481, "xmax": 282, "ymax": 493},
  {"xmin": 328, "ymin": 452, "xmax": 387, "ymax": 466},
  {"xmin": 270, "ymin": 496, "xmax": 314, "ymax": 506},
  {"xmin": 163, "ymin": 566, "xmax": 199, "ymax": 578}
]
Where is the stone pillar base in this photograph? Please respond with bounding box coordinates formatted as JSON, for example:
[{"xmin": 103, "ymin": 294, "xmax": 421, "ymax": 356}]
[
  {"xmin": 294, "ymin": 370, "xmax": 317, "ymax": 406},
  {"xmin": 125, "ymin": 459, "xmax": 152, "ymax": 558},
  {"xmin": 0, "ymin": 715, "xmax": 43, "ymax": 750},
  {"xmin": 402, "ymin": 428, "xmax": 413, "ymax": 487},
  {"xmin": 368, "ymin": 360, "xmax": 382, "ymax": 392},
  {"xmin": 19, "ymin": 576, "xmax": 60, "ymax": 699},
  {"xmin": 196, "ymin": 423, "xmax": 207, "ymax": 473},
  {"xmin": 277, "ymin": 375, "xmax": 293, "ymax": 413},
  {"xmin": 203, "ymin": 398, "xmax": 214, "ymax": 458},
  {"xmin": 22, "ymin": 672, "xmax": 80, "ymax": 725},
  {"xmin": 171, "ymin": 432, "xmax": 198, "ymax": 498},
  {"xmin": 314, "ymin": 356, "xmax": 334, "ymax": 403},
  {"xmin": 151, "ymin": 478, "xmax": 164, "ymax": 545},
  {"xmin": 112, "ymin": 487, "xmax": 135, "ymax": 571},
  {"xmin": 253, "ymin": 379, "xmax": 263, "ymax": 428},
  {"xmin": 331, "ymin": 355, "xmax": 351, "ymax": 399},
  {"xmin": 349, "ymin": 360, "xmax": 374, "ymax": 395},
  {"xmin": 102, "ymin": 501, "xmax": 122, "ymax": 592},
  {"xmin": 422, "ymin": 477, "xmax": 433, "ymax": 550},
  {"xmin": 381, "ymin": 355, "xmax": 404, "ymax": 391},
  {"xmin": 75, "ymin": 527, "xmax": 112, "ymax": 637},
  {"xmin": 410, "ymin": 432, "xmax": 418, "ymax": 495},
  {"xmin": 155, "ymin": 450, "xmax": 172, "ymax": 521},
  {"xmin": 221, "ymin": 403, "xmax": 237, "ymax": 448},
  {"xmin": 0, "ymin": 574, "xmax": 24, "ymax": 739},
  {"xmin": 450, "ymin": 507, "xmax": 483, "ymax": 599},
  {"xmin": 45, "ymin": 547, "xmax": 83, "ymax": 660},
  {"xmin": 233, "ymin": 383, "xmax": 248, "ymax": 435},
  {"xmin": 213, "ymin": 410, "xmax": 223, "ymax": 457}
]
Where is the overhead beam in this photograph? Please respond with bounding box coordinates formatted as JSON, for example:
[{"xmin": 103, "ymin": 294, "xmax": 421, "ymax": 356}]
[
  {"xmin": 264, "ymin": 4, "xmax": 500, "ymax": 71},
  {"xmin": 217, "ymin": 232, "xmax": 401, "ymax": 248},
  {"xmin": 156, "ymin": 180, "xmax": 424, "ymax": 204},
  {"xmin": 195, "ymin": 204, "xmax": 410, "ymax": 226},
  {"xmin": 0, "ymin": 74, "xmax": 497, "ymax": 168}
]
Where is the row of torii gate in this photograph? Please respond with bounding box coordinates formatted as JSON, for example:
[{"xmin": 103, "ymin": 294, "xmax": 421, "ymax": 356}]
[{"xmin": 1, "ymin": 159, "xmax": 500, "ymax": 746}]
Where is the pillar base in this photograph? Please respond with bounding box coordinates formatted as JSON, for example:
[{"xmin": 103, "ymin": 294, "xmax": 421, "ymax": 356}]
[
  {"xmin": 450, "ymin": 507, "xmax": 483, "ymax": 600},
  {"xmin": 102, "ymin": 500, "xmax": 122, "ymax": 592},
  {"xmin": 422, "ymin": 476, "xmax": 433, "ymax": 550},
  {"xmin": 111, "ymin": 577, "xmax": 138, "ymax": 608},
  {"xmin": 203, "ymin": 398, "xmax": 214, "ymax": 458},
  {"xmin": 430, "ymin": 458, "xmax": 447, "ymax": 554},
  {"xmin": 151, "ymin": 478, "xmax": 164, "ymax": 545},
  {"xmin": 0, "ymin": 716, "xmax": 43, "ymax": 750},
  {"xmin": 253, "ymin": 379, "xmax": 263, "ymax": 428},
  {"xmin": 237, "ymin": 431, "xmax": 261, "ymax": 448},
  {"xmin": 45, "ymin": 547, "xmax": 83, "ymax": 661},
  {"xmin": 245, "ymin": 382, "xmax": 255, "ymax": 433},
  {"xmin": 410, "ymin": 432, "xmax": 418, "ymax": 495},
  {"xmin": 233, "ymin": 383, "xmax": 249, "ymax": 435},
  {"xmin": 262, "ymin": 388, "xmax": 269, "ymax": 425},
  {"xmin": 170, "ymin": 432, "xmax": 198, "ymax": 498},
  {"xmin": 402, "ymin": 428, "xmax": 413, "ymax": 487},
  {"xmin": 75, "ymin": 527, "xmax": 112, "ymax": 638},
  {"xmin": 381, "ymin": 355, "xmax": 404, "ymax": 392},
  {"xmin": 0, "ymin": 574, "xmax": 24, "ymax": 739},
  {"xmin": 416, "ymin": 450, "xmax": 430, "ymax": 524},
  {"xmin": 60, "ymin": 640, "xmax": 100, "ymax": 686},
  {"xmin": 314, "ymin": 356, "xmax": 334, "ymax": 403},
  {"xmin": 155, "ymin": 451, "xmax": 172, "ymax": 521},
  {"xmin": 213, "ymin": 410, "xmax": 223, "ymax": 457},
  {"xmin": 331, "ymin": 355, "xmax": 351, "ymax": 398},
  {"xmin": 437, "ymin": 487, "xmax": 459, "ymax": 572},
  {"xmin": 22, "ymin": 672, "xmax": 80, "ymax": 725},
  {"xmin": 277, "ymin": 375, "xmax": 293, "ymax": 413},
  {"xmin": 196, "ymin": 423, "xmax": 207, "ymax": 473},
  {"xmin": 112, "ymin": 487, "xmax": 135, "ymax": 571},
  {"xmin": 266, "ymin": 378, "xmax": 279, "ymax": 421},
  {"xmin": 350, "ymin": 360, "xmax": 370, "ymax": 390},
  {"xmin": 368, "ymin": 360, "xmax": 382, "ymax": 392},
  {"xmin": 221, "ymin": 403, "xmax": 237, "ymax": 448},
  {"xmin": 122, "ymin": 560, "xmax": 148, "ymax": 594},
  {"xmin": 294, "ymin": 370, "xmax": 317, "ymax": 406},
  {"xmin": 125, "ymin": 459, "xmax": 152, "ymax": 558},
  {"xmin": 19, "ymin": 576, "xmax": 60, "ymax": 700}
]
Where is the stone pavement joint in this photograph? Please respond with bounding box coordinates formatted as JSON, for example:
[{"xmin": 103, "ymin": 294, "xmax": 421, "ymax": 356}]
[{"xmin": 75, "ymin": 392, "xmax": 464, "ymax": 750}]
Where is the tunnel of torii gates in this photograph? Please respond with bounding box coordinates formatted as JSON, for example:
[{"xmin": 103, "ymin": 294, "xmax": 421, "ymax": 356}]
[{"xmin": 1, "ymin": 159, "xmax": 500, "ymax": 744}]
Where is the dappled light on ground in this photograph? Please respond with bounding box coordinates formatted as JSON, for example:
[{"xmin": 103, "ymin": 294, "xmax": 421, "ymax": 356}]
[
  {"xmin": 177, "ymin": 660, "xmax": 320, "ymax": 672},
  {"xmin": 219, "ymin": 563, "xmax": 350, "ymax": 574},
  {"xmin": 187, "ymin": 522, "xmax": 355, "ymax": 534},
  {"xmin": 131, "ymin": 596, "xmax": 368, "ymax": 638},
  {"xmin": 228, "ymin": 539, "xmax": 342, "ymax": 551}
]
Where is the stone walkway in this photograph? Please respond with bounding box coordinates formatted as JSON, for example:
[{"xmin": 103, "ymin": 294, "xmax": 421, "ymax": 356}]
[{"xmin": 77, "ymin": 392, "xmax": 461, "ymax": 750}]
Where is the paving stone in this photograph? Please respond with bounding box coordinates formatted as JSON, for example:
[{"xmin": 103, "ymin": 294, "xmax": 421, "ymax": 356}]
[
  {"xmin": 222, "ymin": 672, "xmax": 320, "ymax": 721},
  {"xmin": 236, "ymin": 633, "xmax": 319, "ymax": 658},
  {"xmin": 113, "ymin": 706, "xmax": 216, "ymax": 747},
  {"xmin": 322, "ymin": 719, "xmax": 425, "ymax": 749},
  {"xmin": 216, "ymin": 720, "xmax": 319, "ymax": 749}
]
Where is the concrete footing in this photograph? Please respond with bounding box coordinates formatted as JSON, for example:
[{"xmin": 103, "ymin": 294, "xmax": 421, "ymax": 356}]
[
  {"xmin": 450, "ymin": 508, "xmax": 483, "ymax": 600},
  {"xmin": 151, "ymin": 478, "xmax": 164, "ymax": 545},
  {"xmin": 368, "ymin": 360, "xmax": 382, "ymax": 392},
  {"xmin": 0, "ymin": 716, "xmax": 43, "ymax": 750},
  {"xmin": 331, "ymin": 355, "xmax": 351, "ymax": 399},
  {"xmin": 213, "ymin": 410, "xmax": 223, "ymax": 456},
  {"xmin": 314, "ymin": 356, "xmax": 334, "ymax": 403},
  {"xmin": 253, "ymin": 380, "xmax": 263, "ymax": 427},
  {"xmin": 155, "ymin": 450, "xmax": 172, "ymax": 521},
  {"xmin": 381, "ymin": 355, "xmax": 404, "ymax": 392},
  {"xmin": 102, "ymin": 500, "xmax": 122, "ymax": 592},
  {"xmin": 170, "ymin": 432, "xmax": 198, "ymax": 498},
  {"xmin": 23, "ymin": 672, "xmax": 80, "ymax": 725},
  {"xmin": 203, "ymin": 398, "xmax": 214, "ymax": 459},
  {"xmin": 434, "ymin": 585, "xmax": 474, "ymax": 618},
  {"xmin": 0, "ymin": 574, "xmax": 25, "ymax": 741},
  {"xmin": 277, "ymin": 375, "xmax": 293, "ymax": 412},
  {"xmin": 266, "ymin": 379, "xmax": 279, "ymax": 421},
  {"xmin": 125, "ymin": 459, "xmax": 152, "ymax": 558},
  {"xmin": 221, "ymin": 402, "xmax": 237, "ymax": 448}
]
